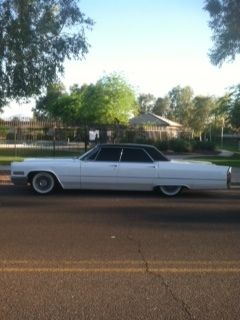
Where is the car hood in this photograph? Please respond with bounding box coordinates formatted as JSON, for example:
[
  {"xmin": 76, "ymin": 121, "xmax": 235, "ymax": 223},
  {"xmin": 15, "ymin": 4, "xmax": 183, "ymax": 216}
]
[
  {"xmin": 20, "ymin": 157, "xmax": 79, "ymax": 163},
  {"xmin": 11, "ymin": 157, "xmax": 79, "ymax": 168}
]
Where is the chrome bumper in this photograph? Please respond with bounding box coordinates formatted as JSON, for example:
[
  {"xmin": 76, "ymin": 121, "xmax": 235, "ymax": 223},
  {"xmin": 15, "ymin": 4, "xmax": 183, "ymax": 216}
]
[{"xmin": 11, "ymin": 176, "xmax": 28, "ymax": 185}]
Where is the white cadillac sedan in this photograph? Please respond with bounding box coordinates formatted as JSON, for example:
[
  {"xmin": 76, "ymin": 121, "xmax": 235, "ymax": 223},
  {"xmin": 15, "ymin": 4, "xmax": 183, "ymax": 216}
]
[{"xmin": 11, "ymin": 143, "xmax": 231, "ymax": 196}]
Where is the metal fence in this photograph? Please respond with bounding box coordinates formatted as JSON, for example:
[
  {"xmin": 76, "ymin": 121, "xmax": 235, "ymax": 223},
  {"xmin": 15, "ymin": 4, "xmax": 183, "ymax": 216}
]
[{"xmin": 0, "ymin": 119, "xmax": 191, "ymax": 157}]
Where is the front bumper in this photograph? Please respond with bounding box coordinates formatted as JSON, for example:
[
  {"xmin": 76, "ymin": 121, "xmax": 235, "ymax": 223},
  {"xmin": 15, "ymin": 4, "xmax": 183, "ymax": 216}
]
[{"xmin": 11, "ymin": 176, "xmax": 28, "ymax": 185}]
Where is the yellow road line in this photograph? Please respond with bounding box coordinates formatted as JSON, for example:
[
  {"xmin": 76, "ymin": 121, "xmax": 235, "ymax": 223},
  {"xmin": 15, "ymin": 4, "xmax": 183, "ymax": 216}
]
[
  {"xmin": 1, "ymin": 260, "xmax": 240, "ymax": 265},
  {"xmin": 0, "ymin": 267, "xmax": 240, "ymax": 273},
  {"xmin": 1, "ymin": 260, "xmax": 240, "ymax": 273},
  {"xmin": 150, "ymin": 268, "xmax": 240, "ymax": 273}
]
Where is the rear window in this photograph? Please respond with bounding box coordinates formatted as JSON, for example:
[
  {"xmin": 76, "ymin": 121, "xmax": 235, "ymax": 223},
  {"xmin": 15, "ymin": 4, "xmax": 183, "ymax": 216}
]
[{"xmin": 144, "ymin": 146, "xmax": 169, "ymax": 161}]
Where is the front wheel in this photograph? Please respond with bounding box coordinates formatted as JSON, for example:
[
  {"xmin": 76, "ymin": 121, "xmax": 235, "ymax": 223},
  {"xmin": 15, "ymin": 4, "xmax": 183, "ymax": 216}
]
[
  {"xmin": 31, "ymin": 172, "xmax": 56, "ymax": 195},
  {"xmin": 159, "ymin": 185, "xmax": 182, "ymax": 197}
]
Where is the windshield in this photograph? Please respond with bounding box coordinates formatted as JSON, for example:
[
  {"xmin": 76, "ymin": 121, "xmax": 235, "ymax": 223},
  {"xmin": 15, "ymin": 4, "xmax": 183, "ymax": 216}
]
[{"xmin": 79, "ymin": 145, "xmax": 99, "ymax": 160}]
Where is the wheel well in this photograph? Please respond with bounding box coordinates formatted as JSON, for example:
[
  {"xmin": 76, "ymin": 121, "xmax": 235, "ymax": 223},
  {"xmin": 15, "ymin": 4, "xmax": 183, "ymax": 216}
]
[
  {"xmin": 153, "ymin": 185, "xmax": 189, "ymax": 191},
  {"xmin": 28, "ymin": 171, "xmax": 61, "ymax": 188}
]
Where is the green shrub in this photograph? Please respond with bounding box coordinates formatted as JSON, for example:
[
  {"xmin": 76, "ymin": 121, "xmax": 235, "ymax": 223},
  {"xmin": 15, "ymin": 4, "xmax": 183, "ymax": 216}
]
[
  {"xmin": 119, "ymin": 135, "xmax": 216, "ymax": 153},
  {"xmin": 193, "ymin": 141, "xmax": 216, "ymax": 152},
  {"xmin": 168, "ymin": 139, "xmax": 193, "ymax": 153},
  {"xmin": 154, "ymin": 140, "xmax": 169, "ymax": 151},
  {"xmin": 155, "ymin": 139, "xmax": 216, "ymax": 153}
]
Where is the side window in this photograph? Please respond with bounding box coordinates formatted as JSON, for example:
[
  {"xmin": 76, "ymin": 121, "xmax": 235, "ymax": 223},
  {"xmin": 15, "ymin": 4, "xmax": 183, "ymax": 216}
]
[
  {"xmin": 95, "ymin": 147, "xmax": 122, "ymax": 162},
  {"xmin": 144, "ymin": 146, "xmax": 169, "ymax": 161},
  {"xmin": 121, "ymin": 148, "xmax": 153, "ymax": 163}
]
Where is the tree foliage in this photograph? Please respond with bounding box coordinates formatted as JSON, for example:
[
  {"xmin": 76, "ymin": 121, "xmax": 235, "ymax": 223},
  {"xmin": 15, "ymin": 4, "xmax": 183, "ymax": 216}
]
[
  {"xmin": 34, "ymin": 83, "xmax": 66, "ymax": 119},
  {"xmin": 34, "ymin": 77, "xmax": 240, "ymax": 134},
  {"xmin": 138, "ymin": 94, "xmax": 156, "ymax": 114},
  {"xmin": 210, "ymin": 94, "xmax": 231, "ymax": 132},
  {"xmin": 168, "ymin": 86, "xmax": 194, "ymax": 127},
  {"xmin": 152, "ymin": 97, "xmax": 170, "ymax": 116},
  {"xmin": 82, "ymin": 74, "xmax": 139, "ymax": 124},
  {"xmin": 34, "ymin": 74, "xmax": 138, "ymax": 125},
  {"xmin": 204, "ymin": 0, "xmax": 240, "ymax": 65},
  {"xmin": 229, "ymin": 85, "xmax": 240, "ymax": 131},
  {"xmin": 231, "ymin": 101, "xmax": 240, "ymax": 131},
  {"xmin": 191, "ymin": 96, "xmax": 215, "ymax": 138},
  {"xmin": 0, "ymin": 0, "xmax": 93, "ymax": 109}
]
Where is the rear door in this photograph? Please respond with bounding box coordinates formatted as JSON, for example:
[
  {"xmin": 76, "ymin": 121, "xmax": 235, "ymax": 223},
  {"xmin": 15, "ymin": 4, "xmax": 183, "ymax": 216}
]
[{"xmin": 118, "ymin": 147, "xmax": 157, "ymax": 190}]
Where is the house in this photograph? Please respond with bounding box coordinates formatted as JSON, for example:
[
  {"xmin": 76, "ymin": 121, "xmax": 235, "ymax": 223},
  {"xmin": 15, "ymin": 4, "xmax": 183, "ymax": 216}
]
[{"xmin": 129, "ymin": 112, "xmax": 183, "ymax": 140}]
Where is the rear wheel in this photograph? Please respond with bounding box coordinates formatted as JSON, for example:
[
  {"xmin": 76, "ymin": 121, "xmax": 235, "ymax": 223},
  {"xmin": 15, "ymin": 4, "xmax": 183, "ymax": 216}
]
[
  {"xmin": 31, "ymin": 172, "xmax": 56, "ymax": 195},
  {"xmin": 159, "ymin": 185, "xmax": 182, "ymax": 197}
]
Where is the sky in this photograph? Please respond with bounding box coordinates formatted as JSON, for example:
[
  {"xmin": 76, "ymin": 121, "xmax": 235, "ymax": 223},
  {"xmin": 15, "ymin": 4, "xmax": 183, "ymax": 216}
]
[{"xmin": 2, "ymin": 0, "xmax": 240, "ymax": 119}]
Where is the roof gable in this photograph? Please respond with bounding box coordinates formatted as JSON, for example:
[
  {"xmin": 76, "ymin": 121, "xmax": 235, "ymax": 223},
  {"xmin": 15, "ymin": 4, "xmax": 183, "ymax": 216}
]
[{"xmin": 130, "ymin": 113, "xmax": 182, "ymax": 127}]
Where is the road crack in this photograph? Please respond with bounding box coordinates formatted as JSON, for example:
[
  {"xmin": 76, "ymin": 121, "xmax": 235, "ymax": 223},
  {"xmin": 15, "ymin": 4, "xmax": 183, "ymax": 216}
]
[
  {"xmin": 147, "ymin": 272, "xmax": 195, "ymax": 320},
  {"xmin": 127, "ymin": 235, "xmax": 195, "ymax": 320}
]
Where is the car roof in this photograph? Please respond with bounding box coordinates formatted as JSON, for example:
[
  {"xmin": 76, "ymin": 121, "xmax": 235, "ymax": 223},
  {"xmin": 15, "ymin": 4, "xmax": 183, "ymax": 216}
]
[{"xmin": 98, "ymin": 143, "xmax": 155, "ymax": 148}]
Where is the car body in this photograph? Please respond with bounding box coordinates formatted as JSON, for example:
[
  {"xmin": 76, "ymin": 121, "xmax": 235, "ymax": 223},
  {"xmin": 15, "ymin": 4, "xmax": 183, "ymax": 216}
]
[{"xmin": 11, "ymin": 143, "xmax": 231, "ymax": 196}]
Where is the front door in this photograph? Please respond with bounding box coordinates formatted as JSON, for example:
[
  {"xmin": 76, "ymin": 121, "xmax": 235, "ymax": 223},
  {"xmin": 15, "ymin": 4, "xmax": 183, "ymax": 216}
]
[{"xmin": 80, "ymin": 147, "xmax": 122, "ymax": 190}]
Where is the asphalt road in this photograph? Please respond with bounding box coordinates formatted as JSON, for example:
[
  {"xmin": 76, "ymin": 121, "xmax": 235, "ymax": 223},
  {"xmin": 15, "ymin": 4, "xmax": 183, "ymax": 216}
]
[{"xmin": 0, "ymin": 185, "xmax": 240, "ymax": 320}]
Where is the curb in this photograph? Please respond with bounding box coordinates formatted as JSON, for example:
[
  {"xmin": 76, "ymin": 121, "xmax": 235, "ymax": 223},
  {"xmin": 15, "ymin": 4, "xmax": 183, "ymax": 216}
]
[
  {"xmin": 0, "ymin": 170, "xmax": 11, "ymax": 184},
  {"xmin": 231, "ymin": 183, "xmax": 240, "ymax": 187}
]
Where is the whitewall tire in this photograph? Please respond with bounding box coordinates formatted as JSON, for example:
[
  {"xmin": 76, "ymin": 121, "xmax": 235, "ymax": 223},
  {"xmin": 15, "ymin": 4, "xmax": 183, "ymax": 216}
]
[
  {"xmin": 32, "ymin": 172, "xmax": 56, "ymax": 195},
  {"xmin": 159, "ymin": 186, "xmax": 182, "ymax": 197}
]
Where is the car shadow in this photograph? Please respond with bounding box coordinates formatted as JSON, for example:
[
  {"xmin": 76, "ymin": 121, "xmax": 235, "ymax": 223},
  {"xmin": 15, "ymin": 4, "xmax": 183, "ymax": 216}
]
[{"xmin": 1, "ymin": 185, "xmax": 240, "ymax": 226}]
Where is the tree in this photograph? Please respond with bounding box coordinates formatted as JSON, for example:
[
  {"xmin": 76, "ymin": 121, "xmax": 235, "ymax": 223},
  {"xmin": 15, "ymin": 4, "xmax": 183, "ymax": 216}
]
[
  {"xmin": 168, "ymin": 86, "xmax": 194, "ymax": 127},
  {"xmin": 229, "ymin": 85, "xmax": 240, "ymax": 131},
  {"xmin": 34, "ymin": 83, "xmax": 66, "ymax": 120},
  {"xmin": 35, "ymin": 83, "xmax": 89, "ymax": 123},
  {"xmin": 211, "ymin": 94, "xmax": 232, "ymax": 139},
  {"xmin": 231, "ymin": 101, "xmax": 240, "ymax": 131},
  {"xmin": 34, "ymin": 74, "xmax": 139, "ymax": 125},
  {"xmin": 191, "ymin": 96, "xmax": 215, "ymax": 140},
  {"xmin": 90, "ymin": 74, "xmax": 138, "ymax": 124},
  {"xmin": 204, "ymin": 0, "xmax": 240, "ymax": 65},
  {"xmin": 0, "ymin": 0, "xmax": 93, "ymax": 110},
  {"xmin": 138, "ymin": 94, "xmax": 156, "ymax": 114},
  {"xmin": 152, "ymin": 97, "xmax": 170, "ymax": 116}
]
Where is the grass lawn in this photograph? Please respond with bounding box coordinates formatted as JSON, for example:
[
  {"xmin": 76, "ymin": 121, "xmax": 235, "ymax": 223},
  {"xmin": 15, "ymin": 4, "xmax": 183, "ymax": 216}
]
[
  {"xmin": 217, "ymin": 142, "xmax": 240, "ymax": 153},
  {"xmin": 189, "ymin": 153, "xmax": 240, "ymax": 168},
  {"xmin": 0, "ymin": 148, "xmax": 83, "ymax": 165},
  {"xmin": 0, "ymin": 156, "xmax": 23, "ymax": 165}
]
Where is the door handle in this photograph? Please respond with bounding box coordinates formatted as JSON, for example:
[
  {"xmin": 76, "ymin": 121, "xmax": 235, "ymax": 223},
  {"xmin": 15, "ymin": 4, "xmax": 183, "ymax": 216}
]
[{"xmin": 109, "ymin": 164, "xmax": 118, "ymax": 167}]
